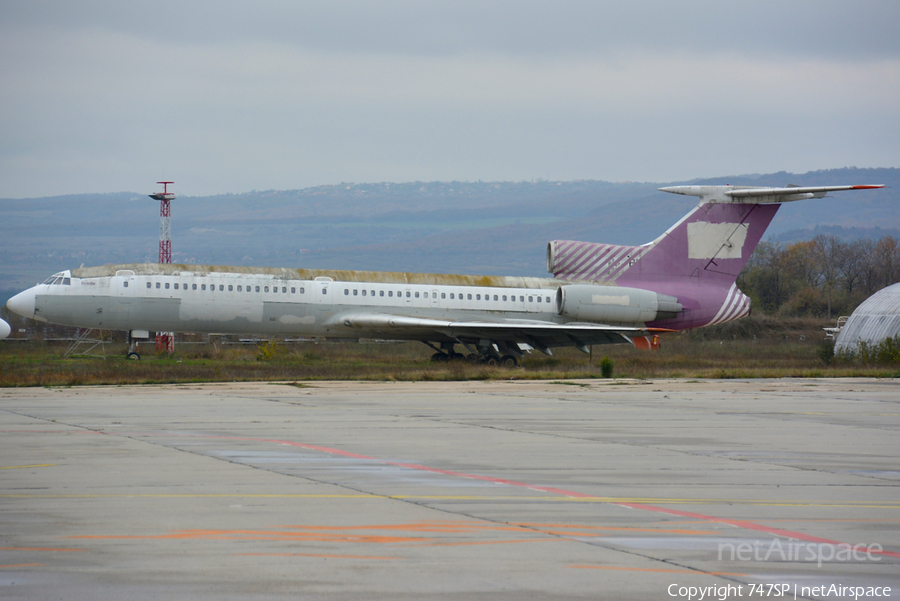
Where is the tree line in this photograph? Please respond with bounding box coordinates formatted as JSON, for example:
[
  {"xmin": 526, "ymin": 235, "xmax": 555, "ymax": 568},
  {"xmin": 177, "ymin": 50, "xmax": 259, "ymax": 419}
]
[{"xmin": 737, "ymin": 235, "xmax": 900, "ymax": 319}]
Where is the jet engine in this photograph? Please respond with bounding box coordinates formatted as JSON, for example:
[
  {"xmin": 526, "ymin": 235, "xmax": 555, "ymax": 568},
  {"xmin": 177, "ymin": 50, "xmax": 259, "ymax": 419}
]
[{"xmin": 556, "ymin": 284, "xmax": 681, "ymax": 323}]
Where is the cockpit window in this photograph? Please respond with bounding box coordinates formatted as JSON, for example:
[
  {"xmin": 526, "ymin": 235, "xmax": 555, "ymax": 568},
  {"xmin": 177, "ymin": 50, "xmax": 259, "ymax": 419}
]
[{"xmin": 42, "ymin": 273, "xmax": 71, "ymax": 285}]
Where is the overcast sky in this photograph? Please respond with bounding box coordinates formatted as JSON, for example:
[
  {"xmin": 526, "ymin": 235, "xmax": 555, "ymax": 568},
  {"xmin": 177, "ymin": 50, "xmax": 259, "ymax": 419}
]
[{"xmin": 1, "ymin": 1, "xmax": 898, "ymax": 198}]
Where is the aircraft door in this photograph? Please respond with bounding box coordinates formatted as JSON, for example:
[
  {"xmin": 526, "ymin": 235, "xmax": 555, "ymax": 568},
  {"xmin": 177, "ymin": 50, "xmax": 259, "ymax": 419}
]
[
  {"xmin": 114, "ymin": 270, "xmax": 136, "ymax": 304},
  {"xmin": 314, "ymin": 277, "xmax": 333, "ymax": 311},
  {"xmin": 404, "ymin": 288, "xmax": 412, "ymax": 307},
  {"xmin": 431, "ymin": 289, "xmax": 440, "ymax": 308}
]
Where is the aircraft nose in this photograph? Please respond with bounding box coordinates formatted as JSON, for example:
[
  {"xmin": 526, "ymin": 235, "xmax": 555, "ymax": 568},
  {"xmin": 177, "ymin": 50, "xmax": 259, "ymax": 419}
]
[
  {"xmin": 7, "ymin": 288, "xmax": 36, "ymax": 320},
  {"xmin": 0, "ymin": 318, "xmax": 10, "ymax": 339}
]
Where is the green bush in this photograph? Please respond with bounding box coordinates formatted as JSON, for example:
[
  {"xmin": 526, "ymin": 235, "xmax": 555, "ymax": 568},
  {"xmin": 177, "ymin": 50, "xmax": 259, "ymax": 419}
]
[
  {"xmin": 855, "ymin": 337, "xmax": 900, "ymax": 365},
  {"xmin": 817, "ymin": 339, "xmax": 835, "ymax": 365},
  {"xmin": 599, "ymin": 355, "xmax": 614, "ymax": 378}
]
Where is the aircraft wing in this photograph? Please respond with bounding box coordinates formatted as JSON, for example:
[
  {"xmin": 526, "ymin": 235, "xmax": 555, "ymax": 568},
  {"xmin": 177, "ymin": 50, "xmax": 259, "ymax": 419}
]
[{"xmin": 337, "ymin": 313, "xmax": 673, "ymax": 350}]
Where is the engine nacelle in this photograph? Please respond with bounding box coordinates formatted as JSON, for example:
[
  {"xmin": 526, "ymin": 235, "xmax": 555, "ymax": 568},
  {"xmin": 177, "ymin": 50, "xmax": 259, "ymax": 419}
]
[{"xmin": 556, "ymin": 284, "xmax": 682, "ymax": 323}]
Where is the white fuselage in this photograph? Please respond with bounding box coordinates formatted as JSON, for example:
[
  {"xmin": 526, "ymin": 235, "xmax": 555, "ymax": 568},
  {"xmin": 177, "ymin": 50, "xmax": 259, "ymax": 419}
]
[{"xmin": 24, "ymin": 264, "xmax": 569, "ymax": 342}]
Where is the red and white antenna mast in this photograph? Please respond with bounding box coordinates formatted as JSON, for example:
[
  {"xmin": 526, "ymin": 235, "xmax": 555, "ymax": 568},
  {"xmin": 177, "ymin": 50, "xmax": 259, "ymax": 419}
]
[
  {"xmin": 149, "ymin": 181, "xmax": 175, "ymax": 353},
  {"xmin": 149, "ymin": 181, "xmax": 175, "ymax": 264}
]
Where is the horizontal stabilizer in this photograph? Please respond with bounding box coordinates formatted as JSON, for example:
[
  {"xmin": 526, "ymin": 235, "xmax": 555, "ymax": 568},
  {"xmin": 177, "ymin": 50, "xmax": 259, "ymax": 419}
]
[{"xmin": 660, "ymin": 184, "xmax": 884, "ymax": 204}]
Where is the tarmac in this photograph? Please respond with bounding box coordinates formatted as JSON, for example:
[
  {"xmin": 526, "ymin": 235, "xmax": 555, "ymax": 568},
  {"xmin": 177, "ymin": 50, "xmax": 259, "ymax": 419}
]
[{"xmin": 0, "ymin": 378, "xmax": 898, "ymax": 600}]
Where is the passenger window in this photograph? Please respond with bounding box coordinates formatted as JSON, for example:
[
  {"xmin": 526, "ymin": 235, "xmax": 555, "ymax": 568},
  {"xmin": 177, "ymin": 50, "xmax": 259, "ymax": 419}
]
[
  {"xmin": 537, "ymin": 296, "xmax": 541, "ymax": 303},
  {"xmin": 321, "ymin": 288, "xmax": 327, "ymax": 295},
  {"xmin": 219, "ymin": 285, "xmax": 224, "ymax": 291},
  {"xmin": 300, "ymin": 287, "xmax": 305, "ymax": 294},
  {"xmin": 406, "ymin": 291, "xmax": 411, "ymax": 298},
  {"xmin": 424, "ymin": 292, "xmax": 428, "ymax": 299},
  {"xmin": 201, "ymin": 284, "xmax": 206, "ymax": 290},
  {"xmin": 476, "ymin": 294, "xmax": 481, "ymax": 300},
  {"xmin": 146, "ymin": 282, "xmax": 151, "ymax": 289},
  {"xmin": 546, "ymin": 297, "xmax": 551, "ymax": 303},
  {"xmin": 415, "ymin": 292, "xmax": 420, "ymax": 298},
  {"xmin": 273, "ymin": 286, "xmax": 278, "ymax": 293},
  {"xmin": 255, "ymin": 286, "xmax": 260, "ymax": 292},
  {"xmin": 502, "ymin": 295, "xmax": 507, "ymax": 301},
  {"xmin": 228, "ymin": 285, "xmax": 233, "ymax": 291},
  {"xmin": 450, "ymin": 293, "xmax": 454, "ymax": 299},
  {"xmin": 192, "ymin": 284, "xmax": 197, "ymax": 290},
  {"xmin": 282, "ymin": 287, "xmax": 286, "ymax": 293},
  {"xmin": 237, "ymin": 285, "xmax": 242, "ymax": 292},
  {"xmin": 529, "ymin": 296, "xmax": 534, "ymax": 302},
  {"xmin": 264, "ymin": 286, "xmax": 269, "ymax": 293},
  {"xmin": 165, "ymin": 283, "xmax": 170, "ymax": 289},
  {"xmin": 156, "ymin": 282, "xmax": 161, "ymax": 289},
  {"xmin": 370, "ymin": 290, "xmax": 374, "ymax": 297},
  {"xmin": 441, "ymin": 293, "xmax": 446, "ymax": 299},
  {"xmin": 388, "ymin": 291, "xmax": 393, "ymax": 297},
  {"xmin": 345, "ymin": 289, "xmax": 349, "ymax": 295},
  {"xmin": 520, "ymin": 296, "xmax": 524, "ymax": 302},
  {"xmin": 124, "ymin": 281, "xmax": 129, "ymax": 288},
  {"xmin": 379, "ymin": 291, "xmax": 384, "ymax": 297},
  {"xmin": 291, "ymin": 287, "xmax": 296, "ymax": 294},
  {"xmin": 467, "ymin": 294, "xmax": 472, "ymax": 300},
  {"xmin": 493, "ymin": 295, "xmax": 498, "ymax": 301},
  {"xmin": 362, "ymin": 290, "xmax": 366, "ymax": 296},
  {"xmin": 353, "ymin": 289, "xmax": 358, "ymax": 296}
]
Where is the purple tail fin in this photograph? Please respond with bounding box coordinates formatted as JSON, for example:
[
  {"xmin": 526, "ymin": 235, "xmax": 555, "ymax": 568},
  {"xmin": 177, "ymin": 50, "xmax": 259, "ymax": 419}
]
[
  {"xmin": 548, "ymin": 202, "xmax": 779, "ymax": 286},
  {"xmin": 547, "ymin": 202, "xmax": 780, "ymax": 329},
  {"xmin": 547, "ymin": 183, "xmax": 883, "ymax": 329}
]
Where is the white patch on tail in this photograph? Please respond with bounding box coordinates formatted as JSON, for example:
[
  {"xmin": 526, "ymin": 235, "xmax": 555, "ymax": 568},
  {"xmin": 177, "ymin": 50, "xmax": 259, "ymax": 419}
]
[{"xmin": 687, "ymin": 222, "xmax": 748, "ymax": 260}]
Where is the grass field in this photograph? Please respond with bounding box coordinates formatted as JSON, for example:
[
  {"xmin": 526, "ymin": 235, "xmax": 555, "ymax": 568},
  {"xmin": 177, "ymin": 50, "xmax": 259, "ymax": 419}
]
[{"xmin": 2, "ymin": 316, "xmax": 898, "ymax": 387}]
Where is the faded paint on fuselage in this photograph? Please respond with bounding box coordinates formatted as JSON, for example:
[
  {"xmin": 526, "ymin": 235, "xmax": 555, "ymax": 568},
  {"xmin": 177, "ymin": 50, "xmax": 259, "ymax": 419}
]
[{"xmin": 35, "ymin": 264, "xmax": 580, "ymax": 341}]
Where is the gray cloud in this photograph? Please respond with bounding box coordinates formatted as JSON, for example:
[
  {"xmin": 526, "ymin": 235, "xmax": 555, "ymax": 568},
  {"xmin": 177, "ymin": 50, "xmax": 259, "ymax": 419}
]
[{"xmin": 1, "ymin": 1, "xmax": 898, "ymax": 197}]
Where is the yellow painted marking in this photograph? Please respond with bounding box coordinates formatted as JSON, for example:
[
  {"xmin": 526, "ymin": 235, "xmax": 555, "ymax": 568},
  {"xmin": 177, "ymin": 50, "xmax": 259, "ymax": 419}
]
[
  {"xmin": 0, "ymin": 547, "xmax": 84, "ymax": 552},
  {"xmin": 0, "ymin": 563, "xmax": 44, "ymax": 569},
  {"xmin": 0, "ymin": 464, "xmax": 56, "ymax": 470},
  {"xmin": 570, "ymin": 566, "xmax": 747, "ymax": 576}
]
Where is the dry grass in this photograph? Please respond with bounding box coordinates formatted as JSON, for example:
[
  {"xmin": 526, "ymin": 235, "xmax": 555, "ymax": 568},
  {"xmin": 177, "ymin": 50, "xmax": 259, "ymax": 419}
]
[{"xmin": 1, "ymin": 317, "xmax": 897, "ymax": 387}]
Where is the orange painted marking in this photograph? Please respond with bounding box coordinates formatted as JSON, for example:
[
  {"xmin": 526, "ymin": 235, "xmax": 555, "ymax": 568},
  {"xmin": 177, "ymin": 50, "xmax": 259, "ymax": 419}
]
[
  {"xmin": 415, "ymin": 538, "xmax": 558, "ymax": 547},
  {"xmin": 570, "ymin": 566, "xmax": 747, "ymax": 576}
]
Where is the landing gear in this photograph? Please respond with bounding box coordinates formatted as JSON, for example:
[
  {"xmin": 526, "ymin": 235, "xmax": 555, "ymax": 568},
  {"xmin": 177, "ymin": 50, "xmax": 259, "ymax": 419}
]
[
  {"xmin": 499, "ymin": 355, "xmax": 518, "ymax": 367},
  {"xmin": 424, "ymin": 341, "xmax": 518, "ymax": 367},
  {"xmin": 425, "ymin": 341, "xmax": 466, "ymax": 362},
  {"xmin": 126, "ymin": 330, "xmax": 149, "ymax": 360}
]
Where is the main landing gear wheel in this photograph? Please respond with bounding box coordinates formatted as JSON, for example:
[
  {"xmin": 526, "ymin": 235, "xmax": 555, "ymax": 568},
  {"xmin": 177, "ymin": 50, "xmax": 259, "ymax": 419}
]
[
  {"xmin": 499, "ymin": 355, "xmax": 518, "ymax": 367},
  {"xmin": 465, "ymin": 353, "xmax": 479, "ymax": 364},
  {"xmin": 483, "ymin": 356, "xmax": 499, "ymax": 367},
  {"xmin": 126, "ymin": 352, "xmax": 140, "ymax": 360}
]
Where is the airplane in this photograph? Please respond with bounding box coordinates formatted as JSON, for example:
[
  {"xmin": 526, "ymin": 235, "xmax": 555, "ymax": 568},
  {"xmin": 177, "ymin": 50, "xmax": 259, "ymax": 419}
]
[
  {"xmin": 5, "ymin": 183, "xmax": 884, "ymax": 365},
  {"xmin": 0, "ymin": 318, "xmax": 9, "ymax": 340}
]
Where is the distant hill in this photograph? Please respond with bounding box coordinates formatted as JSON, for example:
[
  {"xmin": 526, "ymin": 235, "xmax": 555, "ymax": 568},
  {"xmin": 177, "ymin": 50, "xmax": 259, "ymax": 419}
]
[{"xmin": 2, "ymin": 167, "xmax": 897, "ymax": 305}]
